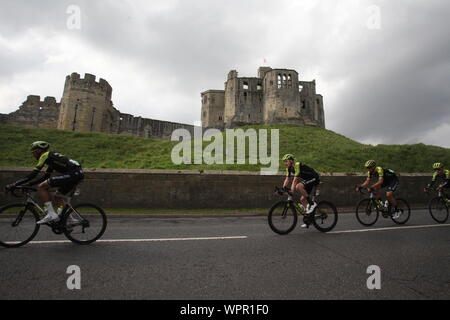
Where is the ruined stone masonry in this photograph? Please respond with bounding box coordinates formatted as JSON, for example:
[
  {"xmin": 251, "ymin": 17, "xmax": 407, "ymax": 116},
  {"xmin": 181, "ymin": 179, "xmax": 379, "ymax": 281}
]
[
  {"xmin": 201, "ymin": 66, "xmax": 325, "ymax": 129},
  {"xmin": 0, "ymin": 73, "xmax": 196, "ymax": 139},
  {"xmin": 0, "ymin": 67, "xmax": 325, "ymax": 139}
]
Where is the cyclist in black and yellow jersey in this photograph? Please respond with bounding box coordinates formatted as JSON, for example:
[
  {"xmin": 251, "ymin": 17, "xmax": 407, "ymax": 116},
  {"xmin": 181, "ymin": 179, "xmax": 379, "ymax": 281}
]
[
  {"xmin": 424, "ymin": 163, "xmax": 449, "ymax": 193},
  {"xmin": 356, "ymin": 160, "xmax": 401, "ymax": 219},
  {"xmin": 282, "ymin": 154, "xmax": 320, "ymax": 227},
  {"xmin": 5, "ymin": 141, "xmax": 84, "ymax": 224}
]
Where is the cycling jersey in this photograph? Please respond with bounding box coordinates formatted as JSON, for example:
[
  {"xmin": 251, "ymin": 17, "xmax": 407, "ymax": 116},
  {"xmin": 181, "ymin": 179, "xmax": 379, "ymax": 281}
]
[
  {"xmin": 286, "ymin": 162, "xmax": 319, "ymax": 180},
  {"xmin": 14, "ymin": 151, "xmax": 83, "ymax": 189},
  {"xmin": 368, "ymin": 167, "xmax": 396, "ymax": 181},
  {"xmin": 429, "ymin": 169, "xmax": 450, "ymax": 188},
  {"xmin": 33, "ymin": 151, "xmax": 81, "ymax": 173}
]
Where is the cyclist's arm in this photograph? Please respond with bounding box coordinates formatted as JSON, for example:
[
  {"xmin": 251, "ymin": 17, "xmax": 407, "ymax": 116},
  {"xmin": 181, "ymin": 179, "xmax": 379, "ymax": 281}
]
[
  {"xmin": 291, "ymin": 177, "xmax": 300, "ymax": 193},
  {"xmin": 371, "ymin": 178, "xmax": 384, "ymax": 189},
  {"xmin": 282, "ymin": 177, "xmax": 292, "ymax": 189},
  {"xmin": 13, "ymin": 152, "xmax": 49, "ymax": 187},
  {"xmin": 13, "ymin": 170, "xmax": 40, "ymax": 187},
  {"xmin": 427, "ymin": 172, "xmax": 438, "ymax": 189},
  {"xmin": 29, "ymin": 167, "xmax": 53, "ymax": 186},
  {"xmin": 359, "ymin": 177, "xmax": 371, "ymax": 189}
]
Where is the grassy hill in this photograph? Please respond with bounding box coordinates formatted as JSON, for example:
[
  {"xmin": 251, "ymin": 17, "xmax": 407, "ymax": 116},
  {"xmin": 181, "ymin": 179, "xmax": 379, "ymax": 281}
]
[{"xmin": 0, "ymin": 124, "xmax": 449, "ymax": 173}]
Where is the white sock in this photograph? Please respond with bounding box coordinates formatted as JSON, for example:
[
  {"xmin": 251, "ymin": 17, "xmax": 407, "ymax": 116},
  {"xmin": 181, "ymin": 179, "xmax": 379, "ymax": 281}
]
[{"xmin": 44, "ymin": 202, "xmax": 57, "ymax": 216}]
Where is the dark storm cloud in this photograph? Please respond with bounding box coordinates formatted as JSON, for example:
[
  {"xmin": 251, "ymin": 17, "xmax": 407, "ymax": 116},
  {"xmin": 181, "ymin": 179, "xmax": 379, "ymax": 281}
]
[{"xmin": 0, "ymin": 0, "xmax": 449, "ymax": 147}]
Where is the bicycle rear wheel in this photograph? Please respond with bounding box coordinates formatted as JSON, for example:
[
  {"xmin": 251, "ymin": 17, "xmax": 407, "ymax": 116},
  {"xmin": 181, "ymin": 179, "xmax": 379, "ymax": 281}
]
[
  {"xmin": 356, "ymin": 199, "xmax": 379, "ymax": 226},
  {"xmin": 391, "ymin": 198, "xmax": 411, "ymax": 225},
  {"xmin": 312, "ymin": 201, "xmax": 338, "ymax": 232},
  {"xmin": 0, "ymin": 203, "xmax": 40, "ymax": 248},
  {"xmin": 63, "ymin": 203, "xmax": 107, "ymax": 245},
  {"xmin": 428, "ymin": 197, "xmax": 449, "ymax": 224},
  {"xmin": 268, "ymin": 201, "xmax": 298, "ymax": 235}
]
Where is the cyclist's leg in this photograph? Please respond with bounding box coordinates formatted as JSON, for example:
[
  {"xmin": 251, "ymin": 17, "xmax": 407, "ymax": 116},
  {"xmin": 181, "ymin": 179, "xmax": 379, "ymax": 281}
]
[
  {"xmin": 37, "ymin": 180, "xmax": 52, "ymax": 203},
  {"xmin": 295, "ymin": 182, "xmax": 310, "ymax": 208},
  {"xmin": 385, "ymin": 178, "xmax": 399, "ymax": 213}
]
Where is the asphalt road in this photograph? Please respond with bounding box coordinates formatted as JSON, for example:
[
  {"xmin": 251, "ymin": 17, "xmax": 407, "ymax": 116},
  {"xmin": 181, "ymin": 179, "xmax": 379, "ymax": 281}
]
[{"xmin": 1, "ymin": 210, "xmax": 449, "ymax": 300}]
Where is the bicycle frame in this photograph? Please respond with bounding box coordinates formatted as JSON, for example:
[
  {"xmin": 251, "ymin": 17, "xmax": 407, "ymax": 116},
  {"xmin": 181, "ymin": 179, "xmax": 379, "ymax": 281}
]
[{"xmin": 281, "ymin": 185, "xmax": 320, "ymax": 216}]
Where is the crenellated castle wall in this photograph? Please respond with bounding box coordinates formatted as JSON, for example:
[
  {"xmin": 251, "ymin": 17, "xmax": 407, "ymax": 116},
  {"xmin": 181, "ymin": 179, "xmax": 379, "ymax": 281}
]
[
  {"xmin": 0, "ymin": 95, "xmax": 60, "ymax": 129},
  {"xmin": 201, "ymin": 66, "xmax": 326, "ymax": 129},
  {"xmin": 0, "ymin": 73, "xmax": 196, "ymax": 140}
]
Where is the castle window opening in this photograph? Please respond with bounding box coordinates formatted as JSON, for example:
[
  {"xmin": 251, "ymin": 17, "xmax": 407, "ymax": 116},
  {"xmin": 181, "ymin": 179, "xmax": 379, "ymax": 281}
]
[
  {"xmin": 283, "ymin": 74, "xmax": 287, "ymax": 87},
  {"xmin": 72, "ymin": 105, "xmax": 79, "ymax": 131},
  {"xmin": 285, "ymin": 108, "xmax": 287, "ymax": 113},
  {"xmin": 90, "ymin": 108, "xmax": 96, "ymax": 131},
  {"xmin": 243, "ymin": 82, "xmax": 249, "ymax": 90},
  {"xmin": 302, "ymin": 101, "xmax": 306, "ymax": 109},
  {"xmin": 287, "ymin": 75, "xmax": 292, "ymax": 88},
  {"xmin": 257, "ymin": 84, "xmax": 262, "ymax": 90},
  {"xmin": 277, "ymin": 75, "xmax": 282, "ymax": 89},
  {"xmin": 299, "ymin": 85, "xmax": 304, "ymax": 92},
  {"xmin": 218, "ymin": 116, "xmax": 223, "ymax": 121},
  {"xmin": 203, "ymin": 111, "xmax": 207, "ymax": 118}
]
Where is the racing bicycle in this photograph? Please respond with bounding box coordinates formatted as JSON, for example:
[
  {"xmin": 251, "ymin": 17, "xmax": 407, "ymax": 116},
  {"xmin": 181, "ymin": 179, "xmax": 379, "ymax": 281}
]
[
  {"xmin": 355, "ymin": 187, "xmax": 411, "ymax": 226},
  {"xmin": 0, "ymin": 186, "xmax": 107, "ymax": 248},
  {"xmin": 268, "ymin": 185, "xmax": 338, "ymax": 234},
  {"xmin": 426, "ymin": 189, "xmax": 449, "ymax": 224}
]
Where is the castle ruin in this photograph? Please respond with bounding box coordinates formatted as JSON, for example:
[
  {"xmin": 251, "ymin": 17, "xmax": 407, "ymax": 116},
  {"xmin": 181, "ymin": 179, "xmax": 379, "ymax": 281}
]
[
  {"xmin": 201, "ymin": 67, "xmax": 325, "ymax": 129},
  {"xmin": 0, "ymin": 67, "xmax": 325, "ymax": 140},
  {"xmin": 0, "ymin": 73, "xmax": 196, "ymax": 139}
]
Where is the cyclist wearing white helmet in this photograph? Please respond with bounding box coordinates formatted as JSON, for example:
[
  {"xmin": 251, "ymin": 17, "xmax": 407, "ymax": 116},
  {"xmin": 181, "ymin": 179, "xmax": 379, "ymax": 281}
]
[
  {"xmin": 356, "ymin": 160, "xmax": 400, "ymax": 218},
  {"xmin": 5, "ymin": 141, "xmax": 84, "ymax": 224},
  {"xmin": 281, "ymin": 154, "xmax": 320, "ymax": 227}
]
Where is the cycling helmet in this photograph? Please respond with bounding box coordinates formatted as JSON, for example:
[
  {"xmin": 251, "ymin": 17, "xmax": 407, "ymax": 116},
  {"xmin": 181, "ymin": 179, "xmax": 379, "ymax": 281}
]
[
  {"xmin": 282, "ymin": 154, "xmax": 295, "ymax": 161},
  {"xmin": 433, "ymin": 163, "xmax": 444, "ymax": 170},
  {"xmin": 30, "ymin": 141, "xmax": 50, "ymax": 151},
  {"xmin": 365, "ymin": 160, "xmax": 376, "ymax": 168}
]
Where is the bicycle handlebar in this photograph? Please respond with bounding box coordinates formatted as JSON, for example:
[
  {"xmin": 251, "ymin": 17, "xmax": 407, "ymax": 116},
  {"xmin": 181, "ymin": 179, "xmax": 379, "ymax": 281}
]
[
  {"xmin": 6, "ymin": 186, "xmax": 37, "ymax": 198},
  {"xmin": 274, "ymin": 186, "xmax": 293, "ymax": 197}
]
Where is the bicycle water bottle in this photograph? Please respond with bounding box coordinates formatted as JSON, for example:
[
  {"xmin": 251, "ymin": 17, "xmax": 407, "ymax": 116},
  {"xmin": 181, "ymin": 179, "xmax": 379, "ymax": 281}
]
[{"xmin": 384, "ymin": 200, "xmax": 389, "ymax": 208}]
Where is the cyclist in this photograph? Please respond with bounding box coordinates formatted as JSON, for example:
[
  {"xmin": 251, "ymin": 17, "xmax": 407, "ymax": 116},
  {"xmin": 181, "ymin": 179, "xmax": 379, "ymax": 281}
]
[
  {"xmin": 5, "ymin": 141, "xmax": 84, "ymax": 224},
  {"xmin": 281, "ymin": 154, "xmax": 320, "ymax": 228},
  {"xmin": 424, "ymin": 163, "xmax": 449, "ymax": 194},
  {"xmin": 356, "ymin": 160, "xmax": 401, "ymax": 219}
]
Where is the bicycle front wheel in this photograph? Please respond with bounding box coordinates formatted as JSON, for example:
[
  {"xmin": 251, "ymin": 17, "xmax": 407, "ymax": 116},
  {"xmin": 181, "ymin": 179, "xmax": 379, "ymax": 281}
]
[
  {"xmin": 63, "ymin": 203, "xmax": 107, "ymax": 245},
  {"xmin": 312, "ymin": 201, "xmax": 338, "ymax": 232},
  {"xmin": 0, "ymin": 203, "xmax": 40, "ymax": 248},
  {"xmin": 391, "ymin": 198, "xmax": 411, "ymax": 225},
  {"xmin": 428, "ymin": 197, "xmax": 449, "ymax": 224},
  {"xmin": 356, "ymin": 199, "xmax": 379, "ymax": 226},
  {"xmin": 268, "ymin": 201, "xmax": 298, "ymax": 235}
]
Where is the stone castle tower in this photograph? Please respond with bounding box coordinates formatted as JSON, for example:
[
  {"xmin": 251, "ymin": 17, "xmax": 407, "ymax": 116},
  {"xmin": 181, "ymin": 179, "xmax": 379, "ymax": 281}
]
[
  {"xmin": 1, "ymin": 72, "xmax": 196, "ymax": 139},
  {"xmin": 58, "ymin": 73, "xmax": 117, "ymax": 133},
  {"xmin": 201, "ymin": 67, "xmax": 325, "ymax": 129}
]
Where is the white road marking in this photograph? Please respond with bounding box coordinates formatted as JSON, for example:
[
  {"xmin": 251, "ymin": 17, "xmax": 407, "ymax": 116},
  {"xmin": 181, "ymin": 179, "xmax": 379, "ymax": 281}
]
[
  {"xmin": 13, "ymin": 236, "xmax": 248, "ymax": 245},
  {"xmin": 329, "ymin": 224, "xmax": 450, "ymax": 234}
]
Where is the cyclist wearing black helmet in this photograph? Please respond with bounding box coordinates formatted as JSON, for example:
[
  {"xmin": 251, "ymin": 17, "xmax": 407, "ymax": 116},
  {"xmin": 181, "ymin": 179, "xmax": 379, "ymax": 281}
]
[
  {"xmin": 356, "ymin": 160, "xmax": 400, "ymax": 219},
  {"xmin": 281, "ymin": 154, "xmax": 320, "ymax": 227},
  {"xmin": 5, "ymin": 141, "xmax": 84, "ymax": 224}
]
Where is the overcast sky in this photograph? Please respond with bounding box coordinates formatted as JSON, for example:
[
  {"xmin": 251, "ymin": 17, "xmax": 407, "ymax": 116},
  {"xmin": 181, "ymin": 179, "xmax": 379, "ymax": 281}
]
[{"xmin": 0, "ymin": 0, "xmax": 449, "ymax": 148}]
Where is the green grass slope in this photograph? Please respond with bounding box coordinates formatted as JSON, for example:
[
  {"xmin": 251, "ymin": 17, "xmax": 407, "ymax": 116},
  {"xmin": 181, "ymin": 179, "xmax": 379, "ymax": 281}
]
[{"xmin": 0, "ymin": 124, "xmax": 448, "ymax": 173}]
